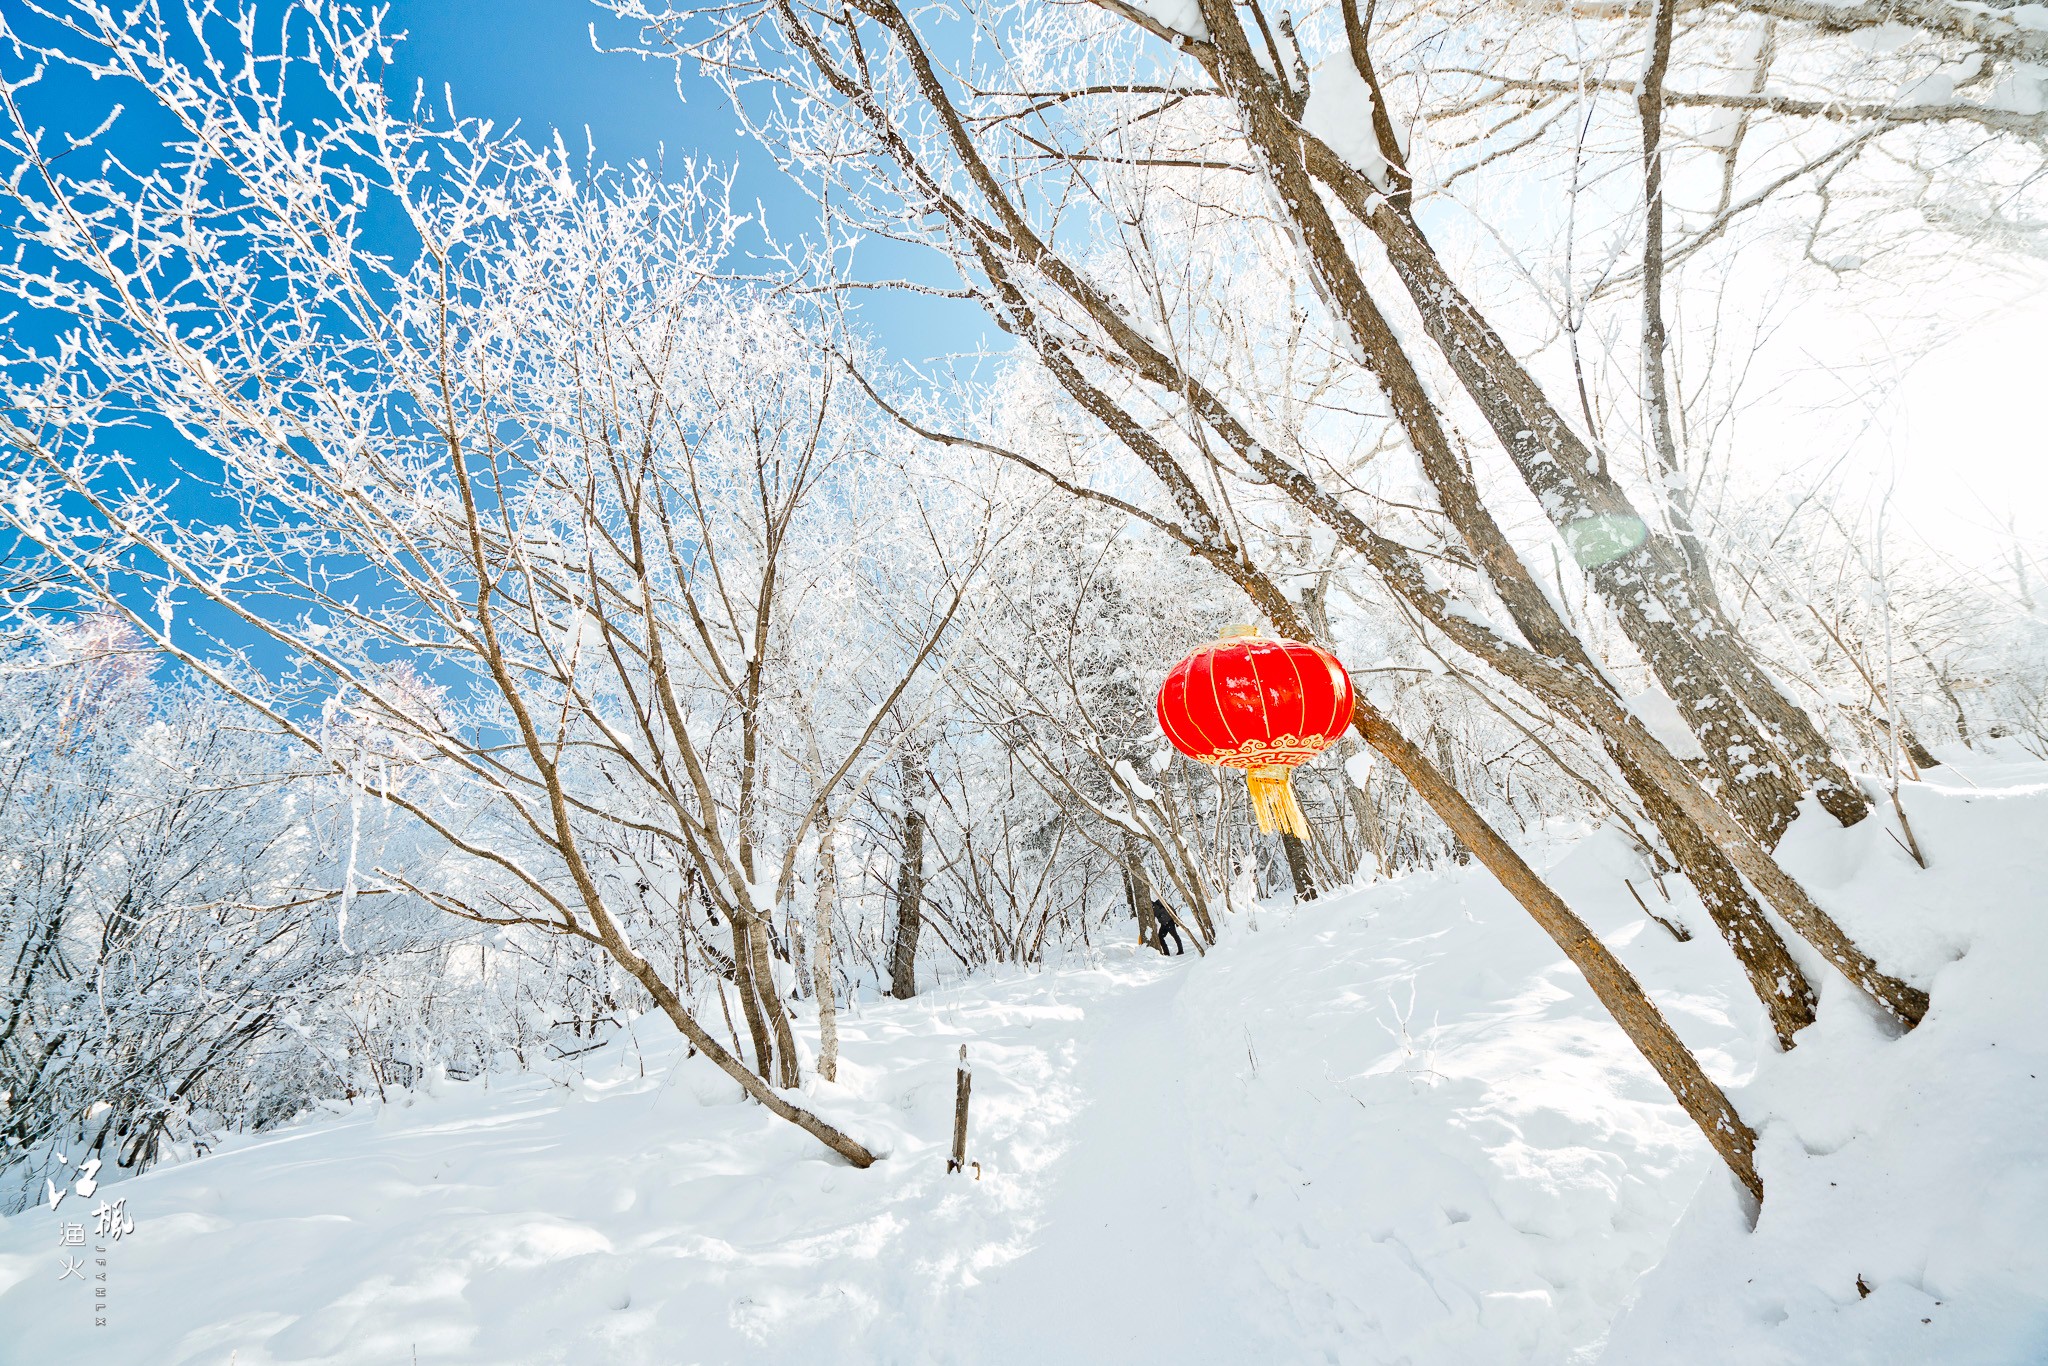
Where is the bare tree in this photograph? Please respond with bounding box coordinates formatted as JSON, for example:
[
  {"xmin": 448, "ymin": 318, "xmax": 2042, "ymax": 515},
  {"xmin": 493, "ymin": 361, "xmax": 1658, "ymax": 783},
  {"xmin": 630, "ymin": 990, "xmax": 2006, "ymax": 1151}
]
[{"xmin": 0, "ymin": 2, "xmax": 984, "ymax": 1164}]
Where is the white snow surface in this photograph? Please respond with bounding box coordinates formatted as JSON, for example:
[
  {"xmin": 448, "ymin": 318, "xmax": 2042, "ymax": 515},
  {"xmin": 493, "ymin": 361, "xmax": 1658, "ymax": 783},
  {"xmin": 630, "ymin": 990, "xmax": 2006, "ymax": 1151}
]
[
  {"xmin": 1301, "ymin": 52, "xmax": 1392, "ymax": 188},
  {"xmin": 1607, "ymin": 751, "xmax": 2048, "ymax": 1363},
  {"xmin": 4, "ymin": 754, "xmax": 2045, "ymax": 1363},
  {"xmin": 1623, "ymin": 685, "xmax": 1709, "ymax": 762}
]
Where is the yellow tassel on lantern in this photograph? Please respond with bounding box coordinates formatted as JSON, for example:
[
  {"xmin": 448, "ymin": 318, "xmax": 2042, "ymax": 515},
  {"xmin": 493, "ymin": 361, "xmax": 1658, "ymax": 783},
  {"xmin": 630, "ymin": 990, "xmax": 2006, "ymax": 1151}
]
[{"xmin": 1245, "ymin": 767, "xmax": 1310, "ymax": 838}]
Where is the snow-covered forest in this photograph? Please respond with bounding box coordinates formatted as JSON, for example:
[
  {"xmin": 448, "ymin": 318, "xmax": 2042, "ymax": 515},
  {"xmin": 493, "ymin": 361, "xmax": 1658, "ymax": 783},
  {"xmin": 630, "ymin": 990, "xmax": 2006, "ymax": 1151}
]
[{"xmin": 0, "ymin": 0, "xmax": 2044, "ymax": 1359}]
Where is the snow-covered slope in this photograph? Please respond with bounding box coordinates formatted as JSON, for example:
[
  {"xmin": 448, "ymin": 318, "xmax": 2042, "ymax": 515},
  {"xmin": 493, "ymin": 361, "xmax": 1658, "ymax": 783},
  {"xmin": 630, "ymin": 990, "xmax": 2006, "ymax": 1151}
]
[
  {"xmin": 1608, "ymin": 751, "xmax": 2048, "ymax": 1364},
  {"xmin": 3, "ymin": 755, "xmax": 2043, "ymax": 1364}
]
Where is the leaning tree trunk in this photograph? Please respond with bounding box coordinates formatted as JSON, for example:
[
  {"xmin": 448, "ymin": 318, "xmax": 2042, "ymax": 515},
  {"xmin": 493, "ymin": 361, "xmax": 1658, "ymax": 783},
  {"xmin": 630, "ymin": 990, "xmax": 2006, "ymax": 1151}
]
[
  {"xmin": 750, "ymin": 905, "xmax": 802, "ymax": 1089},
  {"xmin": 792, "ymin": 4, "xmax": 1764, "ymax": 1193},
  {"xmin": 1615, "ymin": 747, "xmax": 1817, "ymax": 1048},
  {"xmin": 1339, "ymin": 178, "xmax": 1867, "ymax": 839},
  {"xmin": 1241, "ymin": 577, "xmax": 1763, "ymax": 1197},
  {"xmin": 1325, "ymin": 484, "xmax": 1921, "ymax": 1029},
  {"xmin": 596, "ymin": 918, "xmax": 877, "ymax": 1167},
  {"xmin": 986, "ymin": 269, "xmax": 1769, "ymax": 1190},
  {"xmin": 888, "ymin": 748, "xmax": 929, "ymax": 1001},
  {"xmin": 1349, "ymin": 701, "xmax": 1762, "ymax": 1200},
  {"xmin": 1108, "ymin": 0, "xmax": 1864, "ymax": 840}
]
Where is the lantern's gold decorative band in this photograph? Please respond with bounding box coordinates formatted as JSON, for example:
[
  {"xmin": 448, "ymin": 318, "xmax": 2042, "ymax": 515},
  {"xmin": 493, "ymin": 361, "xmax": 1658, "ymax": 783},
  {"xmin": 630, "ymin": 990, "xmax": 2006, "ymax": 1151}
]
[{"xmin": 1193, "ymin": 734, "xmax": 1328, "ymax": 770}]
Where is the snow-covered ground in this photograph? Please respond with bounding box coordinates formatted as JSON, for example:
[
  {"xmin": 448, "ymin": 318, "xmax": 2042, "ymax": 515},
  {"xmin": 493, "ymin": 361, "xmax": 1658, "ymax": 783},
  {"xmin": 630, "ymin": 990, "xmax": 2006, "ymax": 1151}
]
[{"xmin": 3, "ymin": 753, "xmax": 2044, "ymax": 1364}]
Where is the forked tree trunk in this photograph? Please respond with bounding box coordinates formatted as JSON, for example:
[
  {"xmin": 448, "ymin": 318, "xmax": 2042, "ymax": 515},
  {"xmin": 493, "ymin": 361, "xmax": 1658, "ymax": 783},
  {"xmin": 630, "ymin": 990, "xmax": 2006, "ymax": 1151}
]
[
  {"xmin": 728, "ymin": 914, "xmax": 778, "ymax": 1081},
  {"xmin": 1619, "ymin": 750, "xmax": 1817, "ymax": 1048},
  {"xmin": 511, "ymin": 732, "xmax": 875, "ymax": 1166},
  {"xmin": 742, "ymin": 902, "xmax": 802, "ymax": 1089},
  {"xmin": 597, "ymin": 919, "xmax": 876, "ymax": 1167}
]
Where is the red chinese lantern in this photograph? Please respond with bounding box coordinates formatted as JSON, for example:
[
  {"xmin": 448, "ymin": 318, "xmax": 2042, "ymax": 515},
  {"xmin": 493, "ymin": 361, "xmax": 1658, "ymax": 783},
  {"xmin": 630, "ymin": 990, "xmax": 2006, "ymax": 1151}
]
[{"xmin": 1155, "ymin": 626, "xmax": 1355, "ymax": 839}]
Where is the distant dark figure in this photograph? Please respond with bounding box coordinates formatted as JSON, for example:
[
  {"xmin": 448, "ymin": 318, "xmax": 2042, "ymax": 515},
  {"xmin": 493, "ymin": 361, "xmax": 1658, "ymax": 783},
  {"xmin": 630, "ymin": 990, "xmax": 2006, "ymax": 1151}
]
[{"xmin": 1151, "ymin": 899, "xmax": 1186, "ymax": 956}]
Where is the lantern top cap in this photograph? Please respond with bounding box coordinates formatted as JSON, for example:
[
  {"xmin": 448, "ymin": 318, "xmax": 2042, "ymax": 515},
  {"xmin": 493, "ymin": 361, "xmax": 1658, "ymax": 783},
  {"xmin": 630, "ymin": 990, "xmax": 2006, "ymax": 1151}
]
[{"xmin": 1218, "ymin": 624, "xmax": 1259, "ymax": 639}]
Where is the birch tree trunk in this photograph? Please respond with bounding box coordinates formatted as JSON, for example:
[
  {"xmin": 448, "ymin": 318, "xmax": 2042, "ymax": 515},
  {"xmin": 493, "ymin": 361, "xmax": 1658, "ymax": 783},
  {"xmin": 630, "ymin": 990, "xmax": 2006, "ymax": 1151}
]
[
  {"xmin": 741, "ymin": 901, "xmax": 802, "ymax": 1089},
  {"xmin": 726, "ymin": 912, "xmax": 778, "ymax": 1082},
  {"xmin": 812, "ymin": 813, "xmax": 843, "ymax": 1083}
]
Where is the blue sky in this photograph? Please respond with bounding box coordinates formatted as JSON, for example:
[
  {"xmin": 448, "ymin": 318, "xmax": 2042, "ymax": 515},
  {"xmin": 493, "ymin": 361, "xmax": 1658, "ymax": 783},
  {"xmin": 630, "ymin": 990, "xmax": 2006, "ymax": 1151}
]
[{"xmin": 386, "ymin": 0, "xmax": 994, "ymax": 368}]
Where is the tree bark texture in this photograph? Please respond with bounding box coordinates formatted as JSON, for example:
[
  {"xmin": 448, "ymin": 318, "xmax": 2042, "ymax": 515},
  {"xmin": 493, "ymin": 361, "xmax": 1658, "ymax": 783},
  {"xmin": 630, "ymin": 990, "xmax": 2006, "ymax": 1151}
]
[
  {"xmin": 1125, "ymin": 842, "xmax": 1159, "ymax": 949},
  {"xmin": 1619, "ymin": 748, "xmax": 1817, "ymax": 1048},
  {"xmin": 726, "ymin": 917, "xmax": 773, "ymax": 1079},
  {"xmin": 1281, "ymin": 831, "xmax": 1319, "ymax": 901},
  {"xmin": 746, "ymin": 905, "xmax": 802, "ymax": 1089},
  {"xmin": 889, "ymin": 748, "xmax": 929, "ymax": 1000},
  {"xmin": 948, "ymin": 1044, "xmax": 973, "ymax": 1173},
  {"xmin": 1328, "ymin": 161, "xmax": 1867, "ymax": 841},
  {"xmin": 812, "ymin": 812, "xmax": 843, "ymax": 1083}
]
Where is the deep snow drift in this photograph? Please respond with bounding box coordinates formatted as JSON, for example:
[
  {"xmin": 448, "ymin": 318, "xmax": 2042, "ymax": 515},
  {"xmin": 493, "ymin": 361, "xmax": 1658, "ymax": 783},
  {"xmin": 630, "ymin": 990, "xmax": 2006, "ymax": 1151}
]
[{"xmin": 3, "ymin": 753, "xmax": 2044, "ymax": 1364}]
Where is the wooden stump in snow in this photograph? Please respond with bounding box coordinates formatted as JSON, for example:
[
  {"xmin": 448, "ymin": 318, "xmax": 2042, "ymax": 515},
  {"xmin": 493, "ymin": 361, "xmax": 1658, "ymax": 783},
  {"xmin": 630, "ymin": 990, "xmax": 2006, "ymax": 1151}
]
[{"xmin": 948, "ymin": 1045, "xmax": 972, "ymax": 1174}]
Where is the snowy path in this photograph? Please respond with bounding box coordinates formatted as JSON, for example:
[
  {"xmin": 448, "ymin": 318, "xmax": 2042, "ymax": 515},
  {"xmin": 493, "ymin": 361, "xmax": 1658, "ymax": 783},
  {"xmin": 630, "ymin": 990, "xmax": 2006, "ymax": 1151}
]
[
  {"xmin": 0, "ymin": 868, "xmax": 1732, "ymax": 1365},
  {"xmin": 955, "ymin": 960, "xmax": 1288, "ymax": 1364},
  {"xmin": 0, "ymin": 878, "xmax": 1722, "ymax": 1365}
]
